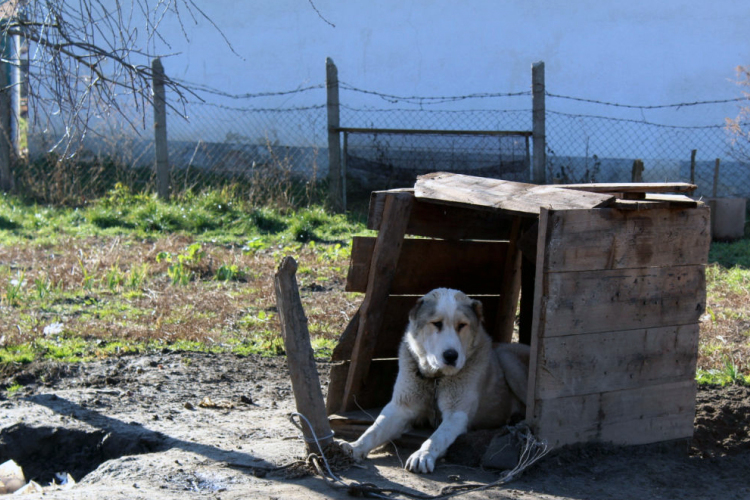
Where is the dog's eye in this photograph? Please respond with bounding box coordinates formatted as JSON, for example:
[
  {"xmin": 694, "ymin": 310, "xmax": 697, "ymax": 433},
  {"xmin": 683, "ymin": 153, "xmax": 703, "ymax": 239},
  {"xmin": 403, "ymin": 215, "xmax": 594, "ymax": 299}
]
[
  {"xmin": 457, "ymin": 322, "xmax": 468, "ymax": 331},
  {"xmin": 432, "ymin": 321, "xmax": 443, "ymax": 330}
]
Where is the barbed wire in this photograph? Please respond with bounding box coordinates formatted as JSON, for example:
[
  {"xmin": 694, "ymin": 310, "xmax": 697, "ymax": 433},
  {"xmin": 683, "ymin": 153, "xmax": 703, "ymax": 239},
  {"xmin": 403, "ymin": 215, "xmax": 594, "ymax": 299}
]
[
  {"xmin": 340, "ymin": 82, "xmax": 531, "ymax": 105},
  {"xmin": 169, "ymin": 79, "xmax": 326, "ymax": 100},
  {"xmin": 546, "ymin": 109, "xmax": 748, "ymax": 130},
  {"xmin": 182, "ymin": 100, "xmax": 326, "ymax": 113},
  {"xmin": 547, "ymin": 92, "xmax": 749, "ymax": 110}
]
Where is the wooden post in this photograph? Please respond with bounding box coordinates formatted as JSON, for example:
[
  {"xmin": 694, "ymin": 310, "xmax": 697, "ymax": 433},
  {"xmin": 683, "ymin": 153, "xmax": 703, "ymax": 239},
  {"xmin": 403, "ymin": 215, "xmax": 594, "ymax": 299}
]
[
  {"xmin": 152, "ymin": 58, "xmax": 169, "ymax": 201},
  {"xmin": 690, "ymin": 149, "xmax": 697, "ymax": 185},
  {"xmin": 532, "ymin": 61, "xmax": 546, "ymax": 185},
  {"xmin": 0, "ymin": 61, "xmax": 12, "ymax": 192},
  {"xmin": 713, "ymin": 158, "xmax": 720, "ymax": 198},
  {"xmin": 341, "ymin": 192, "xmax": 413, "ymax": 412},
  {"xmin": 274, "ymin": 256, "xmax": 334, "ymax": 453},
  {"xmin": 631, "ymin": 159, "xmax": 644, "ymax": 183},
  {"xmin": 326, "ymin": 57, "xmax": 344, "ymax": 213}
]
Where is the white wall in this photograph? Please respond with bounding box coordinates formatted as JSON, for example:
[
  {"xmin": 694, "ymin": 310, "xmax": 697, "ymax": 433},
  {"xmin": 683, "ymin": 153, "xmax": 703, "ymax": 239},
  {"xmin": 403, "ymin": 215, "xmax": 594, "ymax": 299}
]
[{"xmin": 152, "ymin": 0, "xmax": 749, "ymax": 126}]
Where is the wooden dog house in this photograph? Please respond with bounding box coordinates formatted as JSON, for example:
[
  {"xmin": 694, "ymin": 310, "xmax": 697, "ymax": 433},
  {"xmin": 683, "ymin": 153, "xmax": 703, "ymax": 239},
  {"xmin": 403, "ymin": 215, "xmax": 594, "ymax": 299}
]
[{"xmin": 327, "ymin": 173, "xmax": 710, "ymax": 449}]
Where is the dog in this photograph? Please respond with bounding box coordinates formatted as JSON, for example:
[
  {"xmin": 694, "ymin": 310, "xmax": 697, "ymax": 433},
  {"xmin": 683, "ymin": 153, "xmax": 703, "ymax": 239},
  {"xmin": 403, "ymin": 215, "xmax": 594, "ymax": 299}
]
[{"xmin": 341, "ymin": 288, "xmax": 530, "ymax": 473}]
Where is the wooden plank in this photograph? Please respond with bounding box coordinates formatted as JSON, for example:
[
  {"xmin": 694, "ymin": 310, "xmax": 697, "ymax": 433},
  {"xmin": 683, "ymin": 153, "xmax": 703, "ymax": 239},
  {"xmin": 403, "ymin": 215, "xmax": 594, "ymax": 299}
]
[
  {"xmin": 542, "ymin": 265, "xmax": 706, "ymax": 337},
  {"xmin": 614, "ymin": 194, "xmax": 700, "ymax": 210},
  {"xmin": 534, "ymin": 324, "xmax": 699, "ymax": 399},
  {"xmin": 644, "ymin": 193, "xmax": 699, "ymax": 206},
  {"xmin": 274, "ymin": 257, "xmax": 333, "ymax": 451},
  {"xmin": 331, "ymin": 423, "xmax": 430, "ymax": 448},
  {"xmin": 327, "ymin": 310, "xmax": 360, "ymax": 414},
  {"xmin": 613, "ymin": 199, "xmax": 671, "ymax": 210},
  {"xmin": 326, "ymin": 362, "xmax": 349, "ymax": 415},
  {"xmin": 346, "ymin": 237, "xmax": 509, "ymax": 295},
  {"xmin": 330, "ymin": 309, "xmax": 360, "ymax": 362},
  {"xmin": 494, "ymin": 217, "xmax": 522, "ymax": 343},
  {"xmin": 414, "ymin": 173, "xmax": 615, "ymax": 217},
  {"xmin": 342, "ymin": 193, "xmax": 413, "ymax": 413},
  {"xmin": 533, "ymin": 380, "xmax": 697, "ymax": 448},
  {"xmin": 368, "ymin": 189, "xmax": 517, "ymax": 240},
  {"xmin": 330, "ymin": 408, "xmax": 432, "ymax": 446},
  {"xmin": 518, "ymin": 258, "xmax": 535, "ymax": 346},
  {"xmin": 517, "ymin": 220, "xmax": 539, "ymax": 264},
  {"xmin": 524, "ymin": 209, "xmax": 552, "ymax": 423},
  {"xmin": 542, "ymin": 207, "xmax": 710, "ymax": 272},
  {"xmin": 559, "ymin": 182, "xmax": 697, "ymax": 194}
]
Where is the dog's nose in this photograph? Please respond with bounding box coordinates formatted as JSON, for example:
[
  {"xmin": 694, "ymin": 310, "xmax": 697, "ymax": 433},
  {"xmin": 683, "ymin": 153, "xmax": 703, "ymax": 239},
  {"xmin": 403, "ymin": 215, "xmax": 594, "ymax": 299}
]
[{"xmin": 443, "ymin": 349, "xmax": 459, "ymax": 366}]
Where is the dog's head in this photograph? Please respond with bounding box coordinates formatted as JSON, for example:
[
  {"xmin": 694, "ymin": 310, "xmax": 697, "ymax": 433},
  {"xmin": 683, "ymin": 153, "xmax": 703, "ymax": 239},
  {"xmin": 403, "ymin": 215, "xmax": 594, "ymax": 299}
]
[{"xmin": 405, "ymin": 288, "xmax": 485, "ymax": 377}]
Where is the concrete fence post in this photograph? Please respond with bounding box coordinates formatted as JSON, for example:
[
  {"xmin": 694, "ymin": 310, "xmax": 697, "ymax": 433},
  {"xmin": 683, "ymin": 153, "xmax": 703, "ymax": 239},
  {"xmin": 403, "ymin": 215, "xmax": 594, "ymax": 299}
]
[
  {"xmin": 532, "ymin": 61, "xmax": 546, "ymax": 185},
  {"xmin": 152, "ymin": 58, "xmax": 169, "ymax": 201},
  {"xmin": 326, "ymin": 57, "xmax": 344, "ymax": 213}
]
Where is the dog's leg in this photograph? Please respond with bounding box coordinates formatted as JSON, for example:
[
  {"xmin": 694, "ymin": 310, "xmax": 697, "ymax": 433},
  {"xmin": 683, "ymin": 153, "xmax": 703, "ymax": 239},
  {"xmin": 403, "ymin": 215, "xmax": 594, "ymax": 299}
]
[
  {"xmin": 405, "ymin": 410, "xmax": 469, "ymax": 473},
  {"xmin": 342, "ymin": 401, "xmax": 416, "ymax": 460}
]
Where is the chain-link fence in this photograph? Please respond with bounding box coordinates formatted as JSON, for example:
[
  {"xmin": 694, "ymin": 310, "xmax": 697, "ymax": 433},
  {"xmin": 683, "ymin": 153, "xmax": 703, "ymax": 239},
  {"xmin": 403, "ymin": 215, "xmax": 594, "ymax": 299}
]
[
  {"xmin": 22, "ymin": 75, "xmax": 750, "ymax": 205},
  {"xmin": 544, "ymin": 95, "xmax": 747, "ymax": 198},
  {"xmin": 25, "ymin": 87, "xmax": 329, "ymax": 206}
]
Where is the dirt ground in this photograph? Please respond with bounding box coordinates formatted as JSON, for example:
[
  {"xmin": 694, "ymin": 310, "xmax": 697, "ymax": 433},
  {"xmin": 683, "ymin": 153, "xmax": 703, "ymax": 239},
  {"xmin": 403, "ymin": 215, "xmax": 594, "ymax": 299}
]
[{"xmin": 1, "ymin": 352, "xmax": 749, "ymax": 500}]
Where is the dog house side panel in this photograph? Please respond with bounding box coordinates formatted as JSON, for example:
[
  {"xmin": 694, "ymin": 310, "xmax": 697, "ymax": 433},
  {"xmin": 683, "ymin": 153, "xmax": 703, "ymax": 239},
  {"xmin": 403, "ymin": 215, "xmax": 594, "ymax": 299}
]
[{"xmin": 528, "ymin": 206, "xmax": 708, "ymax": 448}]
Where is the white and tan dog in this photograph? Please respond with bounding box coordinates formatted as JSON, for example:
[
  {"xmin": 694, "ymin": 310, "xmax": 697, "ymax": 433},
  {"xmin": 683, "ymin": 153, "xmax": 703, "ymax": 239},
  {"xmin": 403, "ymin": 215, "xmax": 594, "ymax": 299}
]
[{"xmin": 342, "ymin": 288, "xmax": 530, "ymax": 473}]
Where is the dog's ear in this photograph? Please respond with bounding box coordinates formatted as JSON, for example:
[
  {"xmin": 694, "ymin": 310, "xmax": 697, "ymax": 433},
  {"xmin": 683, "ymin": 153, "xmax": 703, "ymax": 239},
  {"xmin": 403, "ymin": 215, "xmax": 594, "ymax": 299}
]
[
  {"xmin": 408, "ymin": 297, "xmax": 424, "ymax": 322},
  {"xmin": 470, "ymin": 299, "xmax": 484, "ymax": 324}
]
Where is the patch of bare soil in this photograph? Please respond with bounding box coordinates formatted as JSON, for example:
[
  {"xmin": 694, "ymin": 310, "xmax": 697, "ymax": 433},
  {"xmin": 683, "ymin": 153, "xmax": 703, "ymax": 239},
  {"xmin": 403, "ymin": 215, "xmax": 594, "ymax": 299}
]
[{"xmin": 1, "ymin": 353, "xmax": 749, "ymax": 500}]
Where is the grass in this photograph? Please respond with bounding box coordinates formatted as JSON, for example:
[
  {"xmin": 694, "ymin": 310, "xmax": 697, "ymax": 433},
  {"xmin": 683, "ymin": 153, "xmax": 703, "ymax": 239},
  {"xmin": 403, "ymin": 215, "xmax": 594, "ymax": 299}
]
[
  {"xmin": 0, "ymin": 186, "xmax": 749, "ymax": 388},
  {"xmin": 0, "ymin": 186, "xmax": 367, "ymax": 373},
  {"xmin": 701, "ymin": 231, "xmax": 750, "ymax": 386}
]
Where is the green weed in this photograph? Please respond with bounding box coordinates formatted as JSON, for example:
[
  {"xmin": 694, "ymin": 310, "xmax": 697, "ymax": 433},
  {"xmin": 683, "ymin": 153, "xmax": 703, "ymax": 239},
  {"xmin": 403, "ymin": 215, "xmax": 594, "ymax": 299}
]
[
  {"xmin": 5, "ymin": 272, "xmax": 25, "ymax": 306},
  {"xmin": 78, "ymin": 259, "xmax": 95, "ymax": 291},
  {"xmin": 104, "ymin": 262, "xmax": 126, "ymax": 292},
  {"xmin": 6, "ymin": 382, "xmax": 22, "ymax": 396},
  {"xmin": 167, "ymin": 262, "xmax": 192, "ymax": 286},
  {"xmin": 126, "ymin": 263, "xmax": 149, "ymax": 289},
  {"xmin": 215, "ymin": 264, "xmax": 244, "ymax": 281},
  {"xmin": 34, "ymin": 276, "xmax": 51, "ymax": 300},
  {"xmin": 696, "ymin": 355, "xmax": 750, "ymax": 386}
]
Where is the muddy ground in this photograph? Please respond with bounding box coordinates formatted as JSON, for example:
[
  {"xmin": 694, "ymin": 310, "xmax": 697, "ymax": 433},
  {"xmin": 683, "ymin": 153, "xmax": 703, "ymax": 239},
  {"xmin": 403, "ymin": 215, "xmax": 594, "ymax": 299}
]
[{"xmin": 1, "ymin": 352, "xmax": 749, "ymax": 500}]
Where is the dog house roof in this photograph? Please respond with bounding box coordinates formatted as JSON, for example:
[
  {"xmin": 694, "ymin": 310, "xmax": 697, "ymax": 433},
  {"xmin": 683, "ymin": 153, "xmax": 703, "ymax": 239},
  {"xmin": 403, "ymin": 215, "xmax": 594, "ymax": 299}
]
[{"xmin": 414, "ymin": 172, "xmax": 696, "ymax": 216}]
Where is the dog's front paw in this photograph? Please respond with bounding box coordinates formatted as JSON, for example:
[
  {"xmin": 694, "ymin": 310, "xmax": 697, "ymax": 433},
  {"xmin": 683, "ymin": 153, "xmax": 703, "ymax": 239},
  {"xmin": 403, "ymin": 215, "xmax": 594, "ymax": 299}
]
[
  {"xmin": 405, "ymin": 449, "xmax": 436, "ymax": 473},
  {"xmin": 339, "ymin": 440, "xmax": 368, "ymax": 461}
]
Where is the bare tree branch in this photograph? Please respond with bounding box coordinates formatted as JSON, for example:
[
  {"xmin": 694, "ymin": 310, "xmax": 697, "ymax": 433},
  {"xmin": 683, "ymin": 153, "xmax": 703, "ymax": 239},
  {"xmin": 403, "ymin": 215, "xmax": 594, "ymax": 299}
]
[{"xmin": 0, "ymin": 0, "xmax": 234, "ymax": 157}]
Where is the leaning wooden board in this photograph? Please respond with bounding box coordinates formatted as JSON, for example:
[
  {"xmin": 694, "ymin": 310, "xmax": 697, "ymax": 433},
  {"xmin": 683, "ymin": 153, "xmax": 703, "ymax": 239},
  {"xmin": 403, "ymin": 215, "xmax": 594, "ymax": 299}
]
[{"xmin": 414, "ymin": 172, "xmax": 615, "ymax": 216}]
